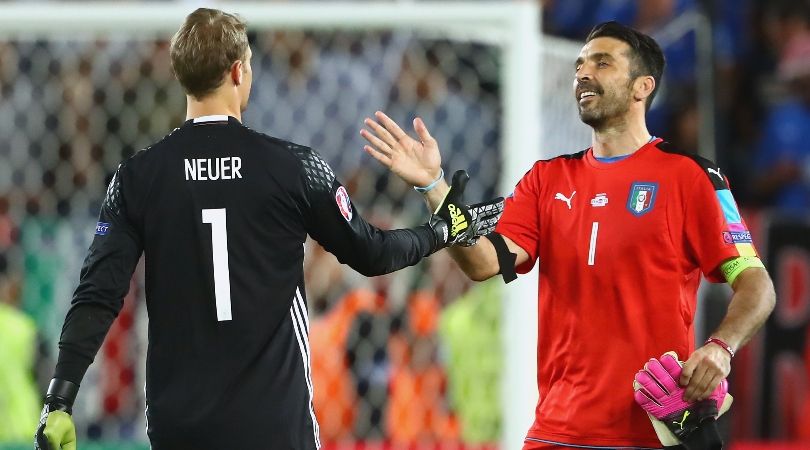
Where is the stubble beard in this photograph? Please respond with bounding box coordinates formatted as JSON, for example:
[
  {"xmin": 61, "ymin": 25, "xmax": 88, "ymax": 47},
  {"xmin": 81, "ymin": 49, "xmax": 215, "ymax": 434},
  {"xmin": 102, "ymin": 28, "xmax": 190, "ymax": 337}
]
[
  {"xmin": 578, "ymin": 90, "xmax": 632, "ymax": 130},
  {"xmin": 577, "ymin": 77, "xmax": 635, "ymax": 131}
]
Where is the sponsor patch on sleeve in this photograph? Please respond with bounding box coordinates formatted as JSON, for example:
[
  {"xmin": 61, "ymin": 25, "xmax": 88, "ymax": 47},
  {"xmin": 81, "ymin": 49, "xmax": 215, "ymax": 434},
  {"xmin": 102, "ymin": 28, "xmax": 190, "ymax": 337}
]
[
  {"xmin": 335, "ymin": 186, "xmax": 353, "ymax": 222},
  {"xmin": 95, "ymin": 222, "xmax": 110, "ymax": 236},
  {"xmin": 722, "ymin": 230, "xmax": 752, "ymax": 244}
]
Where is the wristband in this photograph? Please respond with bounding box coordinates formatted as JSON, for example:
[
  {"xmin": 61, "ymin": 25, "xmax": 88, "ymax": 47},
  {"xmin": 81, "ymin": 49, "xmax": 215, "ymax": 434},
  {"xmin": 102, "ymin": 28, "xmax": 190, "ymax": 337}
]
[
  {"xmin": 705, "ymin": 337, "xmax": 735, "ymax": 358},
  {"xmin": 485, "ymin": 232, "xmax": 517, "ymax": 284},
  {"xmin": 414, "ymin": 168, "xmax": 444, "ymax": 194},
  {"xmin": 44, "ymin": 378, "xmax": 80, "ymax": 414}
]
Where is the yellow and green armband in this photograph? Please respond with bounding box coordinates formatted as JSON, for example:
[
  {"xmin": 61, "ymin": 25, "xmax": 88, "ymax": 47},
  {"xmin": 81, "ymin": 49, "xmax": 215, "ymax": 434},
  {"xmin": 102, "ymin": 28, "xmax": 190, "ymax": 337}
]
[{"xmin": 720, "ymin": 256, "xmax": 765, "ymax": 285}]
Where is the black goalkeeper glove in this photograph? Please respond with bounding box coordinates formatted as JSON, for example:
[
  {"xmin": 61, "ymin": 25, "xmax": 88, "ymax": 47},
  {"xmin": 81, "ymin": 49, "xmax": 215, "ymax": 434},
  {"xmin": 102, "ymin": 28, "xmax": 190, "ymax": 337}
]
[
  {"xmin": 428, "ymin": 170, "xmax": 503, "ymax": 250},
  {"xmin": 35, "ymin": 379, "xmax": 78, "ymax": 450}
]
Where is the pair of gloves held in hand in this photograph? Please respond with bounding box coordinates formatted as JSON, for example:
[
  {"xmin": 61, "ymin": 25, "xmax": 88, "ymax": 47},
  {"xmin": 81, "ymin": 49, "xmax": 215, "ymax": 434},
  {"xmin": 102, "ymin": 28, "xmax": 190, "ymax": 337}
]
[{"xmin": 634, "ymin": 351, "xmax": 733, "ymax": 450}]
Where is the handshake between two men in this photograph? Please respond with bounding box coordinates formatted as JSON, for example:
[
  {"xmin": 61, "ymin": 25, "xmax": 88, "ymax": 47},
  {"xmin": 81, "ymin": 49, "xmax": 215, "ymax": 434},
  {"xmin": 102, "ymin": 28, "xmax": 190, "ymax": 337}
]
[{"xmin": 428, "ymin": 169, "xmax": 504, "ymax": 250}]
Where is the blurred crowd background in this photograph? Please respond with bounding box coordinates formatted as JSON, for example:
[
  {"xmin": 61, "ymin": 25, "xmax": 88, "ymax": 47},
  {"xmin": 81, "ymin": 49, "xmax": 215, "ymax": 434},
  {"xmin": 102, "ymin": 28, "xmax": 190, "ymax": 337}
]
[{"xmin": 0, "ymin": 0, "xmax": 809, "ymax": 448}]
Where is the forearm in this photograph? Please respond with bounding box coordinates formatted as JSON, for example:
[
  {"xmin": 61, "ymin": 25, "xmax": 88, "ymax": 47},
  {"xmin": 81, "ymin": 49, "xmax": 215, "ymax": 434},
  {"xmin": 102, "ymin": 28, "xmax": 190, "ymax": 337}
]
[
  {"xmin": 711, "ymin": 268, "xmax": 776, "ymax": 351},
  {"xmin": 446, "ymin": 239, "xmax": 501, "ymax": 281},
  {"xmin": 346, "ymin": 224, "xmax": 436, "ymax": 276},
  {"xmin": 54, "ymin": 302, "xmax": 120, "ymax": 384}
]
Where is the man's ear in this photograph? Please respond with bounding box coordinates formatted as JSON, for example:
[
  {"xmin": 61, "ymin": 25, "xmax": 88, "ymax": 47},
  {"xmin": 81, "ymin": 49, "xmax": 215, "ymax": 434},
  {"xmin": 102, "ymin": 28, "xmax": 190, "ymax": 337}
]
[
  {"xmin": 230, "ymin": 60, "xmax": 244, "ymax": 86},
  {"xmin": 634, "ymin": 75, "xmax": 655, "ymax": 102}
]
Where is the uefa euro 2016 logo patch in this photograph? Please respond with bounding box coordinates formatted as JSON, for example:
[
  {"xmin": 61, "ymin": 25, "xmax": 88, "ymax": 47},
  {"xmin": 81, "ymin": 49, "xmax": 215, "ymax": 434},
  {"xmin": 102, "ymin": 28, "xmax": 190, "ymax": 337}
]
[
  {"xmin": 95, "ymin": 222, "xmax": 110, "ymax": 235},
  {"xmin": 335, "ymin": 185, "xmax": 353, "ymax": 222},
  {"xmin": 627, "ymin": 182, "xmax": 658, "ymax": 216}
]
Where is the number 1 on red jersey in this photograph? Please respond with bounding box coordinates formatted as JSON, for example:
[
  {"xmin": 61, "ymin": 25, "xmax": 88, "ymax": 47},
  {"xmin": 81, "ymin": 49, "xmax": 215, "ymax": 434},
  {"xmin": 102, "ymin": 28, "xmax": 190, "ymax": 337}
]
[{"xmin": 588, "ymin": 222, "xmax": 599, "ymax": 266}]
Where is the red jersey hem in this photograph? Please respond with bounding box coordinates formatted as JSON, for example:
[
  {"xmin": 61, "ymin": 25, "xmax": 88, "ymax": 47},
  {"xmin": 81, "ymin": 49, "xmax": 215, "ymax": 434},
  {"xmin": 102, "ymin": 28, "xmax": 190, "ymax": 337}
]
[{"xmin": 525, "ymin": 430, "xmax": 662, "ymax": 449}]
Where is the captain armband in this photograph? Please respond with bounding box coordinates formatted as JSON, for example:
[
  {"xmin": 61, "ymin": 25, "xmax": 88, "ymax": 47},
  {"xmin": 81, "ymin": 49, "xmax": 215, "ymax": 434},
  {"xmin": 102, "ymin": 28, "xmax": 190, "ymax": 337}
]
[
  {"xmin": 484, "ymin": 232, "xmax": 517, "ymax": 284},
  {"xmin": 720, "ymin": 256, "xmax": 765, "ymax": 286}
]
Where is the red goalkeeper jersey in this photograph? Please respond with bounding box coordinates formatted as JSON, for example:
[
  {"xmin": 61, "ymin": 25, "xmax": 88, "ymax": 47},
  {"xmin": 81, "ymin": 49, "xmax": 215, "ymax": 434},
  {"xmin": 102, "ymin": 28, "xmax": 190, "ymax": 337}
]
[{"xmin": 495, "ymin": 138, "xmax": 756, "ymax": 448}]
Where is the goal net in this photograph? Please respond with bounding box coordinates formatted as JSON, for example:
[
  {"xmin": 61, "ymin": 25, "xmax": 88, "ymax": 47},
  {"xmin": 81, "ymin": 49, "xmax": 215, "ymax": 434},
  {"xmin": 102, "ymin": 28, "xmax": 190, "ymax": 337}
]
[{"xmin": 0, "ymin": 2, "xmax": 589, "ymax": 448}]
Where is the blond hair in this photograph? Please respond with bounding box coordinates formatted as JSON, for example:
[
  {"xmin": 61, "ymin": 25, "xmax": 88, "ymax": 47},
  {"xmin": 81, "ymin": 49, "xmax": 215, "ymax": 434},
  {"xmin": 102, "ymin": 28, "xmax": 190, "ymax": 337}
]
[{"xmin": 170, "ymin": 8, "xmax": 249, "ymax": 99}]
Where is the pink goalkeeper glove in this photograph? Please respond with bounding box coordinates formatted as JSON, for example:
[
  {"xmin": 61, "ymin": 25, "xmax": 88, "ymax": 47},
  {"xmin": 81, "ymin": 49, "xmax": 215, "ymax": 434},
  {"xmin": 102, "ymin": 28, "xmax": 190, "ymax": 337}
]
[{"xmin": 633, "ymin": 352, "xmax": 731, "ymax": 450}]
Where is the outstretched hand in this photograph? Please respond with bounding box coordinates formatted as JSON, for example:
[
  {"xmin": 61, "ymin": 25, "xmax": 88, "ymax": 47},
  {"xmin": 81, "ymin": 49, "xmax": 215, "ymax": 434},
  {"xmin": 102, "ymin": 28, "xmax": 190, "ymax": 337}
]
[{"xmin": 361, "ymin": 111, "xmax": 443, "ymax": 188}]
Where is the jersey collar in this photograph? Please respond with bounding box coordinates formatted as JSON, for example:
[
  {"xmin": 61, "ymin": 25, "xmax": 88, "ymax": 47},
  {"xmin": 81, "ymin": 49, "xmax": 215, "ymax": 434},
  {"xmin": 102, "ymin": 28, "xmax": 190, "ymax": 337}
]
[
  {"xmin": 584, "ymin": 137, "xmax": 663, "ymax": 170},
  {"xmin": 185, "ymin": 115, "xmax": 239, "ymax": 126}
]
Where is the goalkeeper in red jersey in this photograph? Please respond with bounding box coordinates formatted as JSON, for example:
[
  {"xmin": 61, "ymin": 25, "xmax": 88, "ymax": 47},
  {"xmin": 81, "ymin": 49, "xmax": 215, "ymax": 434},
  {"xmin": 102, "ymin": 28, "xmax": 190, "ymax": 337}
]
[{"xmin": 361, "ymin": 21, "xmax": 775, "ymax": 450}]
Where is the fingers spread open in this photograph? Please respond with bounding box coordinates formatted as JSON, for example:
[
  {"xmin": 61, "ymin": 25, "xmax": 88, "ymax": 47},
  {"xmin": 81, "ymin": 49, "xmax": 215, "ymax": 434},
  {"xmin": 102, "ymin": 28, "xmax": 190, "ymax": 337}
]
[
  {"xmin": 363, "ymin": 145, "xmax": 392, "ymax": 168},
  {"xmin": 414, "ymin": 117, "xmax": 435, "ymax": 143},
  {"xmin": 360, "ymin": 128, "xmax": 392, "ymax": 157},
  {"xmin": 364, "ymin": 117, "xmax": 399, "ymax": 148},
  {"xmin": 375, "ymin": 111, "xmax": 408, "ymax": 140}
]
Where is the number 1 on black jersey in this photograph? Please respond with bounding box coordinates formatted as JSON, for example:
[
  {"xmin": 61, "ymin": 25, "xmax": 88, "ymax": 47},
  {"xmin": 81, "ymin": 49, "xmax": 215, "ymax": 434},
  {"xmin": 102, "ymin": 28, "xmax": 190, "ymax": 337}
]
[{"xmin": 202, "ymin": 208, "xmax": 233, "ymax": 321}]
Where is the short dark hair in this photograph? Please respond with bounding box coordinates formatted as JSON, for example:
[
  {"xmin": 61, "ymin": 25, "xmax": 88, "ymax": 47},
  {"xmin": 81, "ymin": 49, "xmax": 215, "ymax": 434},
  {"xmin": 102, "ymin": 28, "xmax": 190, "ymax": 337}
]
[
  {"xmin": 585, "ymin": 21, "xmax": 665, "ymax": 110},
  {"xmin": 170, "ymin": 8, "xmax": 249, "ymax": 99}
]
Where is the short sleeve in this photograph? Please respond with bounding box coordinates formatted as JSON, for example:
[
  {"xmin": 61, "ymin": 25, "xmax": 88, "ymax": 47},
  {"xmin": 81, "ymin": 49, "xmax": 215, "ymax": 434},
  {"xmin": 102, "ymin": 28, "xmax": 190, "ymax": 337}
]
[
  {"xmin": 495, "ymin": 162, "xmax": 542, "ymax": 274},
  {"xmin": 683, "ymin": 168, "xmax": 758, "ymax": 283}
]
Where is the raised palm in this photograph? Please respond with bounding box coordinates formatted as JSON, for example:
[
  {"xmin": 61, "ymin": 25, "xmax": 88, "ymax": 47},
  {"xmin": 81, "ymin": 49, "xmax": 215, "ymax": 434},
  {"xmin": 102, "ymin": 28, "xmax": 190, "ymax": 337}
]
[{"xmin": 360, "ymin": 111, "xmax": 443, "ymax": 187}]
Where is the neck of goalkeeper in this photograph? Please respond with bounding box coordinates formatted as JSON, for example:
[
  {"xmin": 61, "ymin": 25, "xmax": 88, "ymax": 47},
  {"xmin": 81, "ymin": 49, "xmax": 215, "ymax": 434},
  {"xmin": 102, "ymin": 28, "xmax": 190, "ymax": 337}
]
[
  {"xmin": 185, "ymin": 68, "xmax": 248, "ymax": 122},
  {"xmin": 185, "ymin": 89, "xmax": 243, "ymax": 123}
]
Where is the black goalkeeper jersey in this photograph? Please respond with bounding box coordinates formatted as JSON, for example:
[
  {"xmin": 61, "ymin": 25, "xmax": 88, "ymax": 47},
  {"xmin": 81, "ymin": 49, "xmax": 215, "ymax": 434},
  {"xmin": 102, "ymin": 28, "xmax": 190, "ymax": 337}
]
[{"xmin": 53, "ymin": 115, "xmax": 436, "ymax": 449}]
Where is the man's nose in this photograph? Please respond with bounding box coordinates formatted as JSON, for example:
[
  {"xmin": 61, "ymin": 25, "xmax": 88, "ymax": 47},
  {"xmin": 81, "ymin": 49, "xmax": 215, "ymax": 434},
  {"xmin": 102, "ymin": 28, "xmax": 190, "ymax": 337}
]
[{"xmin": 577, "ymin": 71, "xmax": 592, "ymax": 83}]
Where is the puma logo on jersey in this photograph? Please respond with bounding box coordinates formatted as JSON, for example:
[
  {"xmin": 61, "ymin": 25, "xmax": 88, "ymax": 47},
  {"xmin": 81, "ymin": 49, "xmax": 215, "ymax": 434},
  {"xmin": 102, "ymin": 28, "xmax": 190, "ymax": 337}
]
[
  {"xmin": 554, "ymin": 191, "xmax": 576, "ymax": 210},
  {"xmin": 184, "ymin": 157, "xmax": 243, "ymax": 181},
  {"xmin": 708, "ymin": 168, "xmax": 723, "ymax": 180},
  {"xmin": 673, "ymin": 410, "xmax": 691, "ymax": 430}
]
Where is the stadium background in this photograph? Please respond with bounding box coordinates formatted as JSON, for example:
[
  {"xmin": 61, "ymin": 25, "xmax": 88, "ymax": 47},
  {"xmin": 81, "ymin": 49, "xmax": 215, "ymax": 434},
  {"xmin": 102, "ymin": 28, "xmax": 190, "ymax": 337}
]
[{"xmin": 0, "ymin": 0, "xmax": 809, "ymax": 448}]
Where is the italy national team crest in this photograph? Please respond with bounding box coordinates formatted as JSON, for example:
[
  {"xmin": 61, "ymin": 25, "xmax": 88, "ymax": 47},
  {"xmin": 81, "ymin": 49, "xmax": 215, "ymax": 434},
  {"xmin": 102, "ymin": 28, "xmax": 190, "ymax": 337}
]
[
  {"xmin": 335, "ymin": 186, "xmax": 353, "ymax": 222},
  {"xmin": 626, "ymin": 182, "xmax": 658, "ymax": 216}
]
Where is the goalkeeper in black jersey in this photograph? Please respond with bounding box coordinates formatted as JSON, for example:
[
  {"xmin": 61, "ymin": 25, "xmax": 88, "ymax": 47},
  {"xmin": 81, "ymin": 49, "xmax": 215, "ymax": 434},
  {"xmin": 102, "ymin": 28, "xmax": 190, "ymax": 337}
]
[{"xmin": 34, "ymin": 8, "xmax": 502, "ymax": 450}]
